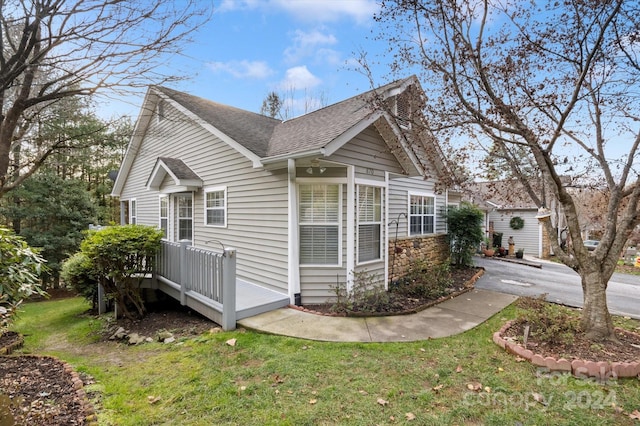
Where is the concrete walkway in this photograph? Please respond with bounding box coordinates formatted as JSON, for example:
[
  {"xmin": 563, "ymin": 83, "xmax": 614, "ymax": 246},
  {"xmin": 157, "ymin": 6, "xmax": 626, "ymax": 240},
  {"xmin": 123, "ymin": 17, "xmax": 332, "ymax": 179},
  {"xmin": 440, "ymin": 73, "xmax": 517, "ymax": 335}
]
[{"xmin": 238, "ymin": 289, "xmax": 518, "ymax": 342}]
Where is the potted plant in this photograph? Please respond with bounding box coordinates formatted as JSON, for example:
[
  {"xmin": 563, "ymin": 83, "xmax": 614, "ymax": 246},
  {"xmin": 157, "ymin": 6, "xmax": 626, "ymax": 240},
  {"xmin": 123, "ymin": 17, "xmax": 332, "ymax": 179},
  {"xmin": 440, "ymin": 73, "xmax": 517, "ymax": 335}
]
[
  {"xmin": 482, "ymin": 238, "xmax": 495, "ymax": 257},
  {"xmin": 516, "ymin": 248, "xmax": 524, "ymax": 259}
]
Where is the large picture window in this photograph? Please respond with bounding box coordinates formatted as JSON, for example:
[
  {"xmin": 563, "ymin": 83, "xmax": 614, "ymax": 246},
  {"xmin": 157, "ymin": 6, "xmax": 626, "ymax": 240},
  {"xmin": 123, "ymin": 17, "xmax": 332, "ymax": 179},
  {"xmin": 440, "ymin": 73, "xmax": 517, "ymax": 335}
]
[
  {"xmin": 357, "ymin": 185, "xmax": 382, "ymax": 263},
  {"xmin": 205, "ymin": 187, "xmax": 226, "ymax": 227},
  {"xmin": 409, "ymin": 194, "xmax": 435, "ymax": 235},
  {"xmin": 159, "ymin": 195, "xmax": 168, "ymax": 237},
  {"xmin": 299, "ymin": 184, "xmax": 340, "ymax": 265}
]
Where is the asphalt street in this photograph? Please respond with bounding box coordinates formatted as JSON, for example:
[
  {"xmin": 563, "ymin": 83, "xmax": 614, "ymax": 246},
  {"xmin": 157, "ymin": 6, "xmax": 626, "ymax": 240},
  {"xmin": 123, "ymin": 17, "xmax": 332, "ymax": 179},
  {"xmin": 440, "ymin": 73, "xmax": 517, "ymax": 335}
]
[{"xmin": 473, "ymin": 256, "xmax": 640, "ymax": 320}]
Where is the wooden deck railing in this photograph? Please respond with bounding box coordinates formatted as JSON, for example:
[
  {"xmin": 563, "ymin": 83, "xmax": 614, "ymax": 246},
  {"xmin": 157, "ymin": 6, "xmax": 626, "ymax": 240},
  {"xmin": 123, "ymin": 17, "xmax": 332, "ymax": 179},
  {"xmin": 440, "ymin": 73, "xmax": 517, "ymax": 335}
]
[{"xmin": 156, "ymin": 240, "xmax": 236, "ymax": 330}]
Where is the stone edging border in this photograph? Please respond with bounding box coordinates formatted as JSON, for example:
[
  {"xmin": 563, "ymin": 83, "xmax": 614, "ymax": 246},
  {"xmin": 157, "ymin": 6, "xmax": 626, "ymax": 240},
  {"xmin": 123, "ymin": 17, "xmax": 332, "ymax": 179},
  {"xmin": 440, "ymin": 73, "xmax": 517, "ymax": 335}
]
[
  {"xmin": 0, "ymin": 331, "xmax": 24, "ymax": 355},
  {"xmin": 0, "ymin": 352, "xmax": 98, "ymax": 425},
  {"xmin": 289, "ymin": 267, "xmax": 485, "ymax": 317},
  {"xmin": 493, "ymin": 320, "xmax": 640, "ymax": 379}
]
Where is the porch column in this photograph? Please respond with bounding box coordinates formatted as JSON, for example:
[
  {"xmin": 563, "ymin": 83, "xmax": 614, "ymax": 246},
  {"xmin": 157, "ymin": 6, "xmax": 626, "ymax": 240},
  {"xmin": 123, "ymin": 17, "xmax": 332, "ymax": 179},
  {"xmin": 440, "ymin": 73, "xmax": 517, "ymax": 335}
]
[
  {"xmin": 287, "ymin": 159, "xmax": 301, "ymax": 304},
  {"xmin": 346, "ymin": 165, "xmax": 355, "ymax": 291}
]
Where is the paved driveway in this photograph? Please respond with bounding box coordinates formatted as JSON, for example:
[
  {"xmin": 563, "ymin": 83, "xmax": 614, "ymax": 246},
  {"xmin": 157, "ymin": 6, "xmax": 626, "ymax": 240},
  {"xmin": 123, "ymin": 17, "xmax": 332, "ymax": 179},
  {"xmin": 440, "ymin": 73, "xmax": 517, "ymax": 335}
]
[{"xmin": 474, "ymin": 256, "xmax": 640, "ymax": 319}]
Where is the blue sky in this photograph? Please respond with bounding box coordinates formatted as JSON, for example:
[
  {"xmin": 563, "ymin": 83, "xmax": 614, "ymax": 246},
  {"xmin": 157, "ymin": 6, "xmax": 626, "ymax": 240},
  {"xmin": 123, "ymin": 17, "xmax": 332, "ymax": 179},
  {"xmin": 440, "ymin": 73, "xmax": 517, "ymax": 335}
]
[{"xmin": 104, "ymin": 0, "xmax": 388, "ymax": 120}]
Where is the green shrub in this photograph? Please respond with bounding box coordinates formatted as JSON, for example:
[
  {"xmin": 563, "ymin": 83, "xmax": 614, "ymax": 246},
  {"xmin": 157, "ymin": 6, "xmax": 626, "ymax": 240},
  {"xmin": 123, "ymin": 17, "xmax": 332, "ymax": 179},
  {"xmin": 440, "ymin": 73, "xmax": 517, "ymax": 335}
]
[
  {"xmin": 61, "ymin": 252, "xmax": 99, "ymax": 308},
  {"xmin": 447, "ymin": 202, "xmax": 484, "ymax": 267},
  {"xmin": 79, "ymin": 225, "xmax": 164, "ymax": 319},
  {"xmin": 0, "ymin": 227, "xmax": 47, "ymax": 333},
  {"xmin": 391, "ymin": 260, "xmax": 453, "ymax": 300},
  {"xmin": 331, "ymin": 270, "xmax": 389, "ymax": 314},
  {"xmin": 514, "ymin": 295, "xmax": 581, "ymax": 345}
]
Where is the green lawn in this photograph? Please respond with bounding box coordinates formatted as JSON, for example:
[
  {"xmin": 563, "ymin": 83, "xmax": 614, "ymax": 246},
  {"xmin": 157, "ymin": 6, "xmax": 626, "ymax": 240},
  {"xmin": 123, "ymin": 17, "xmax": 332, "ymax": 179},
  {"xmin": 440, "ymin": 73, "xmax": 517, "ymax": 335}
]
[{"xmin": 12, "ymin": 297, "xmax": 640, "ymax": 425}]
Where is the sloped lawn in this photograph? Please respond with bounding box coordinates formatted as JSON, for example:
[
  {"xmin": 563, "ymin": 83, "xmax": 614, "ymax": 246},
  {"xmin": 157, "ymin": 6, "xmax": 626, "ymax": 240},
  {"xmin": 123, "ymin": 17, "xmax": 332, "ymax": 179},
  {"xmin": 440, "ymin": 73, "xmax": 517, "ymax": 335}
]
[{"xmin": 4, "ymin": 297, "xmax": 640, "ymax": 425}]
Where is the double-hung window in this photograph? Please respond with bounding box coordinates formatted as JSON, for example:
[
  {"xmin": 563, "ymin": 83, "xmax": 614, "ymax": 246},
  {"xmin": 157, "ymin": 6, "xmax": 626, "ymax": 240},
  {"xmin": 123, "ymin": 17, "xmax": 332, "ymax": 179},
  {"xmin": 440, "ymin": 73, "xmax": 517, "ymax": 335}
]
[
  {"xmin": 357, "ymin": 185, "xmax": 382, "ymax": 263},
  {"xmin": 159, "ymin": 195, "xmax": 168, "ymax": 238},
  {"xmin": 299, "ymin": 184, "xmax": 340, "ymax": 265},
  {"xmin": 205, "ymin": 187, "xmax": 226, "ymax": 227},
  {"xmin": 409, "ymin": 193, "xmax": 435, "ymax": 235}
]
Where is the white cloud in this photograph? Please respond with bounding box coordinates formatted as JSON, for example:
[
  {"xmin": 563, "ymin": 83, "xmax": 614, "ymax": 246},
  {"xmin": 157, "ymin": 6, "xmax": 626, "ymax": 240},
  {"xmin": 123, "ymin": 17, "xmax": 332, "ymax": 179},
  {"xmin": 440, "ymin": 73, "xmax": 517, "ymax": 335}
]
[
  {"xmin": 206, "ymin": 60, "xmax": 274, "ymax": 79},
  {"xmin": 278, "ymin": 66, "xmax": 321, "ymax": 90},
  {"xmin": 284, "ymin": 29, "xmax": 338, "ymax": 63},
  {"xmin": 216, "ymin": 0, "xmax": 379, "ymax": 24},
  {"xmin": 216, "ymin": 0, "xmax": 261, "ymax": 13},
  {"xmin": 272, "ymin": 0, "xmax": 378, "ymax": 24}
]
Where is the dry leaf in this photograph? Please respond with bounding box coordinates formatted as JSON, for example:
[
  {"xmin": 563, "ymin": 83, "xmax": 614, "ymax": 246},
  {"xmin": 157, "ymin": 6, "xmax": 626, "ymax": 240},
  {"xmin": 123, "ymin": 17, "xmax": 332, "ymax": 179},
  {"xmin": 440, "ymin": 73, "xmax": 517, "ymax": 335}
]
[
  {"xmin": 455, "ymin": 365, "xmax": 463, "ymax": 373},
  {"xmin": 225, "ymin": 338, "xmax": 237, "ymax": 346},
  {"xmin": 309, "ymin": 399, "xmax": 317, "ymax": 405},
  {"xmin": 405, "ymin": 412, "xmax": 416, "ymax": 421},
  {"xmin": 432, "ymin": 384, "xmax": 444, "ymax": 392},
  {"xmin": 377, "ymin": 398, "xmax": 389, "ymax": 406},
  {"xmin": 359, "ymin": 390, "xmax": 369, "ymax": 395},
  {"xmin": 466, "ymin": 382, "xmax": 482, "ymax": 391},
  {"xmin": 531, "ymin": 392, "xmax": 547, "ymax": 406},
  {"xmin": 147, "ymin": 395, "xmax": 161, "ymax": 404},
  {"xmin": 629, "ymin": 410, "xmax": 640, "ymax": 420}
]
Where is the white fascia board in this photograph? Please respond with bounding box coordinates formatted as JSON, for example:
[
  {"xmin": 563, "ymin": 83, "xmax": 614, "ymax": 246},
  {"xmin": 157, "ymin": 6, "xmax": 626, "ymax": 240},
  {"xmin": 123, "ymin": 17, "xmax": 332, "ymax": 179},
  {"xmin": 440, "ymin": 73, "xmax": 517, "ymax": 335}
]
[
  {"xmin": 111, "ymin": 89, "xmax": 157, "ymax": 197},
  {"xmin": 380, "ymin": 112, "xmax": 425, "ymax": 176},
  {"xmin": 323, "ymin": 112, "xmax": 383, "ymax": 157},
  {"xmin": 261, "ymin": 148, "xmax": 326, "ymax": 164},
  {"xmin": 156, "ymin": 90, "xmax": 264, "ymax": 168}
]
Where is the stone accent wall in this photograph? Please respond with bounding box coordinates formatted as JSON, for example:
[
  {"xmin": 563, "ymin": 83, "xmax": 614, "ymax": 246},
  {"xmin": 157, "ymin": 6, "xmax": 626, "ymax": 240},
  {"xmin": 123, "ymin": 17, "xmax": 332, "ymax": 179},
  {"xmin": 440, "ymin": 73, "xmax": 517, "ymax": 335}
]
[
  {"xmin": 541, "ymin": 222, "xmax": 551, "ymax": 259},
  {"xmin": 388, "ymin": 235, "xmax": 450, "ymax": 281}
]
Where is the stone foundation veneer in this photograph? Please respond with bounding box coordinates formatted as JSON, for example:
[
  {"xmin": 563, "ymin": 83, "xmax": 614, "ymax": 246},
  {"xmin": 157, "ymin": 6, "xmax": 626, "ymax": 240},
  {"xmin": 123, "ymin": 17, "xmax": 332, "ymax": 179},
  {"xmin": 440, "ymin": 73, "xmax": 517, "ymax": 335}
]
[{"xmin": 388, "ymin": 234, "xmax": 450, "ymax": 282}]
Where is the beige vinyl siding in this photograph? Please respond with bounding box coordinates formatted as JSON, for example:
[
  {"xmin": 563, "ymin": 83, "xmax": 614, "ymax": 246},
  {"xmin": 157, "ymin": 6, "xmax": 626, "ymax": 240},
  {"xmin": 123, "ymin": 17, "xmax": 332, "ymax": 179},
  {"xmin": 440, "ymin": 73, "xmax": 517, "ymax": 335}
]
[
  {"xmin": 488, "ymin": 209, "xmax": 540, "ymax": 256},
  {"xmin": 388, "ymin": 175, "xmax": 448, "ymax": 238},
  {"xmin": 120, "ymin": 100, "xmax": 290, "ymax": 295},
  {"xmin": 328, "ymin": 125, "xmax": 405, "ymax": 180}
]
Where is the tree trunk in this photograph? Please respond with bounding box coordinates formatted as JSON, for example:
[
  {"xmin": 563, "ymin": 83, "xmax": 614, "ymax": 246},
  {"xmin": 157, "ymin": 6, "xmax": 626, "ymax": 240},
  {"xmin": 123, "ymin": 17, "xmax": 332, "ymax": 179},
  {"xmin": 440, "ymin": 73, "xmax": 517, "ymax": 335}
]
[{"xmin": 580, "ymin": 270, "xmax": 614, "ymax": 341}]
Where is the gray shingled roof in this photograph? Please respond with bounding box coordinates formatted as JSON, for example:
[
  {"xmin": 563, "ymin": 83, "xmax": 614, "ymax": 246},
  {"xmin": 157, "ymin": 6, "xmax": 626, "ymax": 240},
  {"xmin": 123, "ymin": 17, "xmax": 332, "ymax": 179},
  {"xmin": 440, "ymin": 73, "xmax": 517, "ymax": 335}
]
[
  {"xmin": 155, "ymin": 87, "xmax": 281, "ymax": 157},
  {"xmin": 157, "ymin": 157, "xmax": 201, "ymax": 180},
  {"xmin": 155, "ymin": 78, "xmax": 412, "ymax": 159}
]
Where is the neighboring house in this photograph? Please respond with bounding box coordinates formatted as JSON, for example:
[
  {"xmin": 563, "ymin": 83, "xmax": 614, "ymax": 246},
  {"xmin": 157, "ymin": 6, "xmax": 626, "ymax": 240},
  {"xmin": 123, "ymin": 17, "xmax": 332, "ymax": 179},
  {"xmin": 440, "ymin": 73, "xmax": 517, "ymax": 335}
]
[
  {"xmin": 111, "ymin": 76, "xmax": 460, "ymax": 305},
  {"xmin": 466, "ymin": 180, "xmax": 566, "ymax": 258}
]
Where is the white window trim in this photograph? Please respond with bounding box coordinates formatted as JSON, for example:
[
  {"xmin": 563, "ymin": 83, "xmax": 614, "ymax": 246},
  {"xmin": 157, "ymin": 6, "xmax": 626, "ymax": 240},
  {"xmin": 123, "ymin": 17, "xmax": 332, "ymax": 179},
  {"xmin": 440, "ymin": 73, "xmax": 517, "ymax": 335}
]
[
  {"xmin": 299, "ymin": 182, "xmax": 343, "ymax": 268},
  {"xmin": 356, "ymin": 183, "xmax": 384, "ymax": 266},
  {"xmin": 159, "ymin": 195, "xmax": 169, "ymax": 239},
  {"xmin": 408, "ymin": 191, "xmax": 436, "ymax": 236},
  {"xmin": 176, "ymin": 193, "xmax": 193, "ymax": 241},
  {"xmin": 129, "ymin": 199, "xmax": 137, "ymax": 225},
  {"xmin": 204, "ymin": 186, "xmax": 227, "ymax": 228}
]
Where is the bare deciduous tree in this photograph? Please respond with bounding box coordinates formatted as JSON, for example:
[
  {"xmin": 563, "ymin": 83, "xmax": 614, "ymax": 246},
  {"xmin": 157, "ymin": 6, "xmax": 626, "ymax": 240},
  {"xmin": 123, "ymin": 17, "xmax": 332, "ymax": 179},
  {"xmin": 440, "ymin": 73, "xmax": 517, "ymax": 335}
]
[
  {"xmin": 371, "ymin": 0, "xmax": 640, "ymax": 340},
  {"xmin": 0, "ymin": 0, "xmax": 210, "ymax": 195}
]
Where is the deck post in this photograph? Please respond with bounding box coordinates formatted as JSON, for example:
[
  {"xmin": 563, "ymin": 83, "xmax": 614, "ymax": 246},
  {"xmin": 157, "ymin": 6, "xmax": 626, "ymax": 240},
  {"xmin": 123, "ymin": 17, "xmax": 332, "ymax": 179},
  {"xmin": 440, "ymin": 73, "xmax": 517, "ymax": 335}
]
[
  {"xmin": 179, "ymin": 240, "xmax": 191, "ymax": 305},
  {"xmin": 221, "ymin": 247, "xmax": 237, "ymax": 331}
]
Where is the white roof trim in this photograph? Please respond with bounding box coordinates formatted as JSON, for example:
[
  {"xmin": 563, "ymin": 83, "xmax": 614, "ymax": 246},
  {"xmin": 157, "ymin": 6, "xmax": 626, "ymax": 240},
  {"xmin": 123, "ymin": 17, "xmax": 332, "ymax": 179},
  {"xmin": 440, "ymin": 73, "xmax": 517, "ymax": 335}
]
[
  {"xmin": 111, "ymin": 90, "xmax": 157, "ymax": 197},
  {"xmin": 155, "ymin": 89, "xmax": 263, "ymax": 168},
  {"xmin": 146, "ymin": 158, "xmax": 202, "ymax": 191}
]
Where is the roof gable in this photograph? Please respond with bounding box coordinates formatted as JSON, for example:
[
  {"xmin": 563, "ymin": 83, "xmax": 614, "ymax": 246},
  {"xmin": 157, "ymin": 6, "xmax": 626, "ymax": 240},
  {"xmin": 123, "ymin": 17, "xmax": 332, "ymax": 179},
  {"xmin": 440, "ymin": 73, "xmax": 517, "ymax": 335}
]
[
  {"xmin": 146, "ymin": 157, "xmax": 202, "ymax": 193},
  {"xmin": 111, "ymin": 76, "xmax": 454, "ymax": 197}
]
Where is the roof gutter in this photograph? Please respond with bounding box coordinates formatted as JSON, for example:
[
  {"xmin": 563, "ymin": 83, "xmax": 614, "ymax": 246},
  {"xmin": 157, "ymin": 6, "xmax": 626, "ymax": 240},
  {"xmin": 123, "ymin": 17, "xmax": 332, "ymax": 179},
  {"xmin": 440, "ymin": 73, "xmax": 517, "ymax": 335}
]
[{"xmin": 260, "ymin": 148, "xmax": 327, "ymax": 165}]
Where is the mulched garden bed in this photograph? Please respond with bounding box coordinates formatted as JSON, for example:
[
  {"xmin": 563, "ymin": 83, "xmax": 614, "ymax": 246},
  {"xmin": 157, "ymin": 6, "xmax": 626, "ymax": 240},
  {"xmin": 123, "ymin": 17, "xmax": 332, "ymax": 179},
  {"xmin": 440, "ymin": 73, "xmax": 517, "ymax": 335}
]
[{"xmin": 302, "ymin": 266, "xmax": 483, "ymax": 316}]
